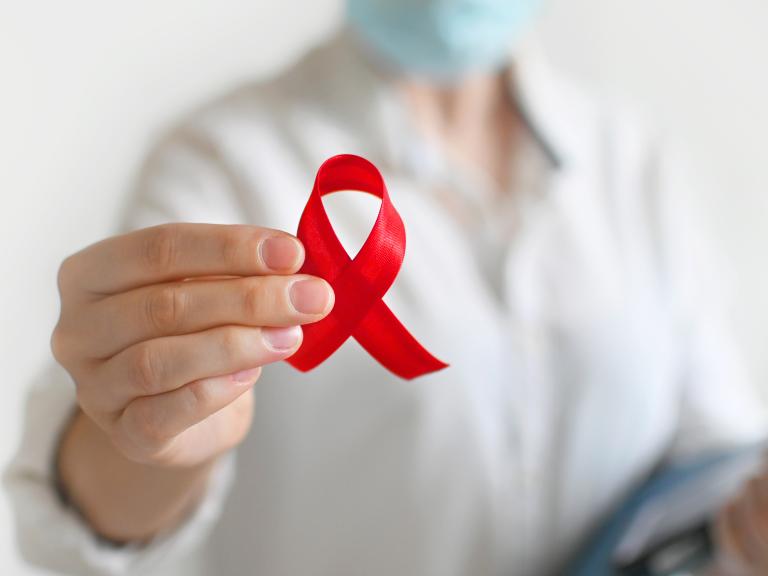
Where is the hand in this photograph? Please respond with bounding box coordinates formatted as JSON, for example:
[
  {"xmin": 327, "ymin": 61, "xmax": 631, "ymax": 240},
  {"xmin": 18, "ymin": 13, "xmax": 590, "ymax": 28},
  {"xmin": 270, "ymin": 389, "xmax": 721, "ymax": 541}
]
[
  {"xmin": 712, "ymin": 460, "xmax": 768, "ymax": 575},
  {"xmin": 52, "ymin": 223, "xmax": 333, "ymax": 468}
]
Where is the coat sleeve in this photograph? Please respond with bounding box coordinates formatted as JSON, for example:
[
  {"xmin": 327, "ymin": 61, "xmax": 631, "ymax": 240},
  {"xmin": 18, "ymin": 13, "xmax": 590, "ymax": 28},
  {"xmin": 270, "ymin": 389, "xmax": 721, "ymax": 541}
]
[
  {"xmin": 646, "ymin": 142, "xmax": 768, "ymax": 459},
  {"xmin": 3, "ymin": 123, "xmax": 247, "ymax": 575}
]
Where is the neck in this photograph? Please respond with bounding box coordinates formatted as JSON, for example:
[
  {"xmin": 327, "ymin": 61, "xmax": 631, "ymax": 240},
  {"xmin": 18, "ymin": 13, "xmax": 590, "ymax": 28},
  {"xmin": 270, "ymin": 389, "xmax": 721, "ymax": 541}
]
[
  {"xmin": 400, "ymin": 71, "xmax": 509, "ymax": 138},
  {"xmin": 399, "ymin": 70, "xmax": 521, "ymax": 191}
]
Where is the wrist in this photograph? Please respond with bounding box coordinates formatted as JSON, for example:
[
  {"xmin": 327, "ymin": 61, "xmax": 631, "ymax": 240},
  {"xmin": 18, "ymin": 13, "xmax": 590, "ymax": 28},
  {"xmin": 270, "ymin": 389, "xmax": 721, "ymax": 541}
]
[{"xmin": 56, "ymin": 409, "xmax": 217, "ymax": 543}]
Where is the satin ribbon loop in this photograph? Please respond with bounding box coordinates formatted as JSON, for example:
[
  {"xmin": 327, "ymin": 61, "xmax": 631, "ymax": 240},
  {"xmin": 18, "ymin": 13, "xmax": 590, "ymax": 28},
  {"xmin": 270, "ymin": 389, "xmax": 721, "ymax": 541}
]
[{"xmin": 286, "ymin": 154, "xmax": 448, "ymax": 380}]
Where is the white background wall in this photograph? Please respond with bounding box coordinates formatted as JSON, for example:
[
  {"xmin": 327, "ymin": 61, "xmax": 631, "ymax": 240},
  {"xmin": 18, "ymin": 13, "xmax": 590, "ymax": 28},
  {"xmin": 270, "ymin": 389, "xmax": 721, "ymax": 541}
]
[{"xmin": 1, "ymin": 1, "xmax": 766, "ymax": 573}]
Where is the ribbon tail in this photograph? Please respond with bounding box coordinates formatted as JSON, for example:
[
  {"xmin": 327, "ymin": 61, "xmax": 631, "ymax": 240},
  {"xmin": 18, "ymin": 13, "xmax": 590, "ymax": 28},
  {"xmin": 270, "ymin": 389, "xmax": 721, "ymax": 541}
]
[{"xmin": 353, "ymin": 301, "xmax": 448, "ymax": 380}]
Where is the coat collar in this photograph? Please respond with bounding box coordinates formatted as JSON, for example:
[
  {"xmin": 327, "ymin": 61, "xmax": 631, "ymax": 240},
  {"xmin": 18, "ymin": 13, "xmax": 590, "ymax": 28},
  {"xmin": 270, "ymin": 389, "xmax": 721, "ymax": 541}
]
[
  {"xmin": 308, "ymin": 28, "xmax": 592, "ymax": 177},
  {"xmin": 509, "ymin": 34, "xmax": 599, "ymax": 174}
]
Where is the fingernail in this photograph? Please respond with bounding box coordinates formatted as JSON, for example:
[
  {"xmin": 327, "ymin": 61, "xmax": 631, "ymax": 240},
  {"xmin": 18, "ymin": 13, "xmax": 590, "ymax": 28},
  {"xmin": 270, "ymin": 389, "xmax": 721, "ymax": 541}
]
[
  {"xmin": 290, "ymin": 278, "xmax": 333, "ymax": 315},
  {"xmin": 262, "ymin": 326, "xmax": 302, "ymax": 352},
  {"xmin": 260, "ymin": 236, "xmax": 303, "ymax": 271},
  {"xmin": 230, "ymin": 368, "xmax": 261, "ymax": 385}
]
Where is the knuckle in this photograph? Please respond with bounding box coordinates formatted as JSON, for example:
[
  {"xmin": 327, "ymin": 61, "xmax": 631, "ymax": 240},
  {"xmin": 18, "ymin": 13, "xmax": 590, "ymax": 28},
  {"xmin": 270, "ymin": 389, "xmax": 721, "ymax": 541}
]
[
  {"xmin": 125, "ymin": 403, "xmax": 170, "ymax": 446},
  {"xmin": 145, "ymin": 284, "xmax": 187, "ymax": 333},
  {"xmin": 50, "ymin": 320, "xmax": 85, "ymax": 367},
  {"xmin": 50, "ymin": 325, "xmax": 69, "ymax": 364},
  {"xmin": 221, "ymin": 228, "xmax": 260, "ymax": 270},
  {"xmin": 56, "ymin": 255, "xmax": 76, "ymax": 294},
  {"xmin": 241, "ymin": 279, "xmax": 270, "ymax": 321},
  {"xmin": 184, "ymin": 380, "xmax": 216, "ymax": 413},
  {"xmin": 220, "ymin": 228, "xmax": 244, "ymax": 267},
  {"xmin": 218, "ymin": 327, "xmax": 250, "ymax": 362},
  {"xmin": 130, "ymin": 343, "xmax": 164, "ymax": 395},
  {"xmin": 142, "ymin": 225, "xmax": 179, "ymax": 272}
]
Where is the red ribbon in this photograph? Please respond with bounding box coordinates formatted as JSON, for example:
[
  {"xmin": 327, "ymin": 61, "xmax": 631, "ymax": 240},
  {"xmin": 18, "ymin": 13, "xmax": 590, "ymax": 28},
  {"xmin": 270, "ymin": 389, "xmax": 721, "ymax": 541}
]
[{"xmin": 286, "ymin": 154, "xmax": 448, "ymax": 380}]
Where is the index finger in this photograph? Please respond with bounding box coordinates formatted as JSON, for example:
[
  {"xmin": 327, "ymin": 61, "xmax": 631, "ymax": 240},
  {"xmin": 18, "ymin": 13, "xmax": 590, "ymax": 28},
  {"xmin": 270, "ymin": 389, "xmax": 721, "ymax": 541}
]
[{"xmin": 63, "ymin": 223, "xmax": 304, "ymax": 295}]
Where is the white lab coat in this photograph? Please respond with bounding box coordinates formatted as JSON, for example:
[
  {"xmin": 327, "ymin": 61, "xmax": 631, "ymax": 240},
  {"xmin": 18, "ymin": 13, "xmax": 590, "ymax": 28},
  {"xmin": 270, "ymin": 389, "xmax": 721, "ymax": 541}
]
[{"xmin": 6, "ymin": 30, "xmax": 766, "ymax": 576}]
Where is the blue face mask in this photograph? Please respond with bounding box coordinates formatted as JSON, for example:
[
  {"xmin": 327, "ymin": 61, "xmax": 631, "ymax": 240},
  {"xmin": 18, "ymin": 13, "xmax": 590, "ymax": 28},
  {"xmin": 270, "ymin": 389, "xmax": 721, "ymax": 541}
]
[{"xmin": 347, "ymin": 0, "xmax": 544, "ymax": 82}]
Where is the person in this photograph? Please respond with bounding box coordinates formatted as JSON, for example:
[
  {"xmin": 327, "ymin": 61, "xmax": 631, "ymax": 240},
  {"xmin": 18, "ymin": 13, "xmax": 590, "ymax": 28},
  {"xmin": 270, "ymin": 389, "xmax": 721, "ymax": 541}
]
[{"xmin": 6, "ymin": 1, "xmax": 768, "ymax": 575}]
